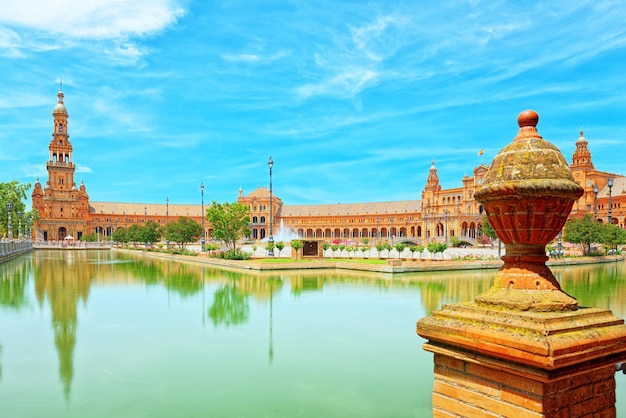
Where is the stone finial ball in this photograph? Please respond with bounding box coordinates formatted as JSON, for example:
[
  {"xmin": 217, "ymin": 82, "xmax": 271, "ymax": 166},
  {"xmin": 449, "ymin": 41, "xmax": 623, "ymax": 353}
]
[{"xmin": 518, "ymin": 110, "xmax": 539, "ymax": 128}]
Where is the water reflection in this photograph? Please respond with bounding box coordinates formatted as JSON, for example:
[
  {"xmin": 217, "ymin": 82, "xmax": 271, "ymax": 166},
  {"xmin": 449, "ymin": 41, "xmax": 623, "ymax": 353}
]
[
  {"xmin": 208, "ymin": 284, "xmax": 250, "ymax": 326},
  {"xmin": 554, "ymin": 261, "xmax": 626, "ymax": 316},
  {"xmin": 33, "ymin": 251, "xmax": 93, "ymax": 401},
  {"xmin": 1, "ymin": 250, "xmax": 624, "ymax": 417},
  {"xmin": 0, "ymin": 256, "xmax": 32, "ymax": 310}
]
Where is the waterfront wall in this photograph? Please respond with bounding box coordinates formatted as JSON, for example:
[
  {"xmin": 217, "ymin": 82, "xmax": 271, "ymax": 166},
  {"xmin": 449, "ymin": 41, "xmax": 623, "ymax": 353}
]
[
  {"xmin": 0, "ymin": 240, "xmax": 33, "ymax": 263},
  {"xmin": 32, "ymin": 241, "xmax": 113, "ymax": 250}
]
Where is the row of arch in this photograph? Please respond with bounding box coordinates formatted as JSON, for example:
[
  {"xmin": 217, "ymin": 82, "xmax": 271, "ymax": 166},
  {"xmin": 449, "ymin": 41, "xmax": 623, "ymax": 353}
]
[{"xmin": 249, "ymin": 222, "xmax": 482, "ymax": 241}]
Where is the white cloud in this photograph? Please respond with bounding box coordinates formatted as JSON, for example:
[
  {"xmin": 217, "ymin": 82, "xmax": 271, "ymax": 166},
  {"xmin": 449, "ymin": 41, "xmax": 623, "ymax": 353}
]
[
  {"xmin": 0, "ymin": 0, "xmax": 186, "ymax": 40},
  {"xmin": 76, "ymin": 164, "xmax": 93, "ymax": 174},
  {"xmin": 0, "ymin": 27, "xmax": 24, "ymax": 57},
  {"xmin": 221, "ymin": 50, "xmax": 288, "ymax": 64},
  {"xmin": 296, "ymin": 68, "xmax": 377, "ymax": 99},
  {"xmin": 104, "ymin": 41, "xmax": 147, "ymax": 66},
  {"xmin": 222, "ymin": 53, "xmax": 261, "ymax": 62}
]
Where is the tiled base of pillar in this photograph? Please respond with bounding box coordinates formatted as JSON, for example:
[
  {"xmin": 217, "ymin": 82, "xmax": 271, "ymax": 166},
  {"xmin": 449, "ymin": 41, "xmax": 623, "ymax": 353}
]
[{"xmin": 431, "ymin": 352, "xmax": 616, "ymax": 417}]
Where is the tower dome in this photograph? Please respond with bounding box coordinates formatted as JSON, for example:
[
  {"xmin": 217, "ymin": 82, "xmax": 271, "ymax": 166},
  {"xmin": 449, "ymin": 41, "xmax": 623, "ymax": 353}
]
[{"xmin": 53, "ymin": 89, "xmax": 67, "ymax": 115}]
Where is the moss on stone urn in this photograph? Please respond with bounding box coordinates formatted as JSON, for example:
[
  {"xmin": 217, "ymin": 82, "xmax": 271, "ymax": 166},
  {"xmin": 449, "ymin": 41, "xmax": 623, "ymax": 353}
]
[{"xmin": 473, "ymin": 110, "xmax": 584, "ymax": 311}]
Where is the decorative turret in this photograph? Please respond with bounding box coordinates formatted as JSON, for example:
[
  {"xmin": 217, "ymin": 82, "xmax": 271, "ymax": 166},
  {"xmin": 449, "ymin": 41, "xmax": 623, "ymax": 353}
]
[
  {"xmin": 32, "ymin": 177, "xmax": 44, "ymax": 213},
  {"xmin": 571, "ymin": 129, "xmax": 594, "ymax": 169},
  {"xmin": 425, "ymin": 159, "xmax": 440, "ymax": 190}
]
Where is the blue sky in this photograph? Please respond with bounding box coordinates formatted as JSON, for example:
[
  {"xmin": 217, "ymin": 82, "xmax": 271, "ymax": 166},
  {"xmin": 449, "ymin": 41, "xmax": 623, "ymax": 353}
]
[{"xmin": 1, "ymin": 1, "xmax": 625, "ymax": 209}]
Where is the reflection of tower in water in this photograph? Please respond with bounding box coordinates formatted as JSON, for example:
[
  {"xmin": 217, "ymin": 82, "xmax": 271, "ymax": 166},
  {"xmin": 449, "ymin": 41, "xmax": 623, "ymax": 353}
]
[{"xmin": 34, "ymin": 251, "xmax": 93, "ymax": 402}]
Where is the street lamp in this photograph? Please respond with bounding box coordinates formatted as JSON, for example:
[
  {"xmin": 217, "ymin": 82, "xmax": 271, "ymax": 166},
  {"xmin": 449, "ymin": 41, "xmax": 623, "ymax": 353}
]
[
  {"xmin": 25, "ymin": 215, "xmax": 31, "ymax": 241},
  {"xmin": 593, "ymin": 184, "xmax": 598, "ymax": 219},
  {"xmin": 444, "ymin": 209, "xmax": 449, "ymax": 242},
  {"xmin": 166, "ymin": 196, "xmax": 169, "ymax": 249},
  {"xmin": 17, "ymin": 211, "xmax": 22, "ymax": 239},
  {"xmin": 6, "ymin": 201, "xmax": 12, "ymax": 240},
  {"xmin": 200, "ymin": 183, "xmax": 205, "ymax": 252},
  {"xmin": 268, "ymin": 156, "xmax": 274, "ymax": 256},
  {"xmin": 608, "ymin": 177, "xmax": 614, "ymax": 224}
]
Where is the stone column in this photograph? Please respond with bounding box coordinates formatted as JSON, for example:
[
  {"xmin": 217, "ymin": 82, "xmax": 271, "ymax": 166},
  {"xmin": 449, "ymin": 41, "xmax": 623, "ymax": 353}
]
[{"xmin": 417, "ymin": 110, "xmax": 626, "ymax": 417}]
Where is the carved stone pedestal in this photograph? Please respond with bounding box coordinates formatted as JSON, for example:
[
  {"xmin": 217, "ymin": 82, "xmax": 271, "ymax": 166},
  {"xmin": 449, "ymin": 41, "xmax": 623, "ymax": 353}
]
[{"xmin": 418, "ymin": 303, "xmax": 626, "ymax": 417}]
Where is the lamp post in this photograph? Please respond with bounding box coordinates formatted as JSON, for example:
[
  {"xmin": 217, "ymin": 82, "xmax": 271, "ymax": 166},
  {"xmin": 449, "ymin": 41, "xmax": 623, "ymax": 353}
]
[
  {"xmin": 389, "ymin": 217, "xmax": 394, "ymax": 242},
  {"xmin": 17, "ymin": 211, "xmax": 22, "ymax": 240},
  {"xmin": 444, "ymin": 209, "xmax": 449, "ymax": 242},
  {"xmin": 166, "ymin": 196, "xmax": 169, "ymax": 249},
  {"xmin": 608, "ymin": 177, "xmax": 614, "ymax": 224},
  {"xmin": 7, "ymin": 201, "xmax": 12, "ymax": 240},
  {"xmin": 200, "ymin": 183, "xmax": 205, "ymax": 252},
  {"xmin": 593, "ymin": 184, "xmax": 598, "ymax": 220},
  {"xmin": 268, "ymin": 156, "xmax": 274, "ymax": 256},
  {"xmin": 25, "ymin": 215, "xmax": 30, "ymax": 241}
]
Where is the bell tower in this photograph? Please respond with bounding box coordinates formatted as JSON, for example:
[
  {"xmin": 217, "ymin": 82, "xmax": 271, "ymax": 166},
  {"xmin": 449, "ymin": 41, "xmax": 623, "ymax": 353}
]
[
  {"xmin": 32, "ymin": 85, "xmax": 89, "ymax": 241},
  {"xmin": 47, "ymin": 84, "xmax": 76, "ymax": 196}
]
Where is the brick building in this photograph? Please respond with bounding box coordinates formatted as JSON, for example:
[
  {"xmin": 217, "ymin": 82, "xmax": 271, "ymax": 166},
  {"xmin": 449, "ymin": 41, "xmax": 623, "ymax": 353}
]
[{"xmin": 32, "ymin": 89, "xmax": 625, "ymax": 243}]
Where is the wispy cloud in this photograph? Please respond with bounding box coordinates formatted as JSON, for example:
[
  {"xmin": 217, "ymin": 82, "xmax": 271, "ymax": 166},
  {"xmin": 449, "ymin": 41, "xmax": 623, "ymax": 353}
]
[
  {"xmin": 0, "ymin": 0, "xmax": 185, "ymax": 39},
  {"xmin": 0, "ymin": 0, "xmax": 186, "ymax": 64}
]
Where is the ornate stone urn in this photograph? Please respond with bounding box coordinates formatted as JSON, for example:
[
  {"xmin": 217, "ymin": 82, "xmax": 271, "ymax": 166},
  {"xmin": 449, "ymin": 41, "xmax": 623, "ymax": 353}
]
[
  {"xmin": 473, "ymin": 110, "xmax": 583, "ymax": 311},
  {"xmin": 417, "ymin": 111, "xmax": 626, "ymax": 417}
]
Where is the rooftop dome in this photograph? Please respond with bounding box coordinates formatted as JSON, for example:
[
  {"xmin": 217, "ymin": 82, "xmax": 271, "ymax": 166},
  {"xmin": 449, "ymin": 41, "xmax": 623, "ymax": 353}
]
[{"xmin": 53, "ymin": 90, "xmax": 67, "ymax": 114}]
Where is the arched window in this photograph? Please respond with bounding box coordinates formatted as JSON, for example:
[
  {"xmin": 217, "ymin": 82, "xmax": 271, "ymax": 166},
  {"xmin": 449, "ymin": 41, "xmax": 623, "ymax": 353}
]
[{"xmin": 59, "ymin": 123, "xmax": 63, "ymax": 133}]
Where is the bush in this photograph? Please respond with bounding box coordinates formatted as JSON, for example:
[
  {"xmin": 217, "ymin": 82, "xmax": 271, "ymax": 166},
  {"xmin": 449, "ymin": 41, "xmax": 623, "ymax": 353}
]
[{"xmin": 211, "ymin": 249, "xmax": 251, "ymax": 260}]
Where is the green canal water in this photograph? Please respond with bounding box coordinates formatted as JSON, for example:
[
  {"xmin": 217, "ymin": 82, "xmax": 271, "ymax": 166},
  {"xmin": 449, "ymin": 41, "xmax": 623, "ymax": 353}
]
[{"xmin": 0, "ymin": 250, "xmax": 625, "ymax": 417}]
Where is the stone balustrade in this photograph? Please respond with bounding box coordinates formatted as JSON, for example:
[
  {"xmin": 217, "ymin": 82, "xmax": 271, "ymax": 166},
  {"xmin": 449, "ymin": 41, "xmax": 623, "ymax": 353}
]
[
  {"xmin": 0, "ymin": 239, "xmax": 33, "ymax": 261},
  {"xmin": 32, "ymin": 240, "xmax": 113, "ymax": 249}
]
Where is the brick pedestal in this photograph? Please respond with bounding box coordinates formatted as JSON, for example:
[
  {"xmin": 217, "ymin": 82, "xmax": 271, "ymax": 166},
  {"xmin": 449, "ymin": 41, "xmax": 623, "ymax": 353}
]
[{"xmin": 417, "ymin": 303, "xmax": 626, "ymax": 417}]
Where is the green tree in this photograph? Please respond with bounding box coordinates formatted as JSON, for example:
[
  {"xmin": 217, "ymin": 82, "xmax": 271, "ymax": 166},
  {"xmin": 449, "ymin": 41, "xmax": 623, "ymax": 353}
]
[
  {"xmin": 80, "ymin": 233, "xmax": 98, "ymax": 242},
  {"xmin": 140, "ymin": 220, "xmax": 162, "ymax": 245},
  {"xmin": 275, "ymin": 242, "xmax": 285, "ymax": 256},
  {"xmin": 600, "ymin": 223, "xmax": 626, "ymax": 253},
  {"xmin": 415, "ymin": 244, "xmax": 425, "ymax": 260},
  {"xmin": 427, "ymin": 242, "xmax": 447, "ymax": 260},
  {"xmin": 395, "ymin": 243, "xmax": 406, "ymax": 258},
  {"xmin": 163, "ymin": 217, "xmax": 202, "ymax": 249},
  {"xmin": 564, "ymin": 214, "xmax": 603, "ymax": 255},
  {"xmin": 481, "ymin": 215, "xmax": 498, "ymax": 242},
  {"xmin": 291, "ymin": 240, "xmax": 303, "ymax": 260},
  {"xmin": 0, "ymin": 181, "xmax": 34, "ymax": 238},
  {"xmin": 375, "ymin": 243, "xmax": 385, "ymax": 258},
  {"xmin": 384, "ymin": 242, "xmax": 393, "ymax": 257},
  {"xmin": 206, "ymin": 201, "xmax": 251, "ymax": 251},
  {"xmin": 265, "ymin": 241, "xmax": 275, "ymax": 256},
  {"xmin": 111, "ymin": 227, "xmax": 129, "ymax": 244},
  {"xmin": 126, "ymin": 224, "xmax": 144, "ymax": 243},
  {"xmin": 450, "ymin": 236, "xmax": 461, "ymax": 247}
]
